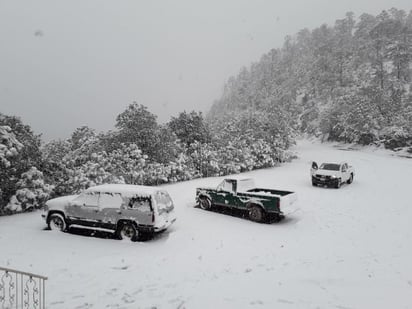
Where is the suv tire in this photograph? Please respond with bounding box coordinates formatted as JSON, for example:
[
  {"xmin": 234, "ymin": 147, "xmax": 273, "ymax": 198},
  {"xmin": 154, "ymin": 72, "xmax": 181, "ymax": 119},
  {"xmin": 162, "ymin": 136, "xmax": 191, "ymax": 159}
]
[
  {"xmin": 48, "ymin": 213, "xmax": 67, "ymax": 232},
  {"xmin": 117, "ymin": 222, "xmax": 138, "ymax": 241}
]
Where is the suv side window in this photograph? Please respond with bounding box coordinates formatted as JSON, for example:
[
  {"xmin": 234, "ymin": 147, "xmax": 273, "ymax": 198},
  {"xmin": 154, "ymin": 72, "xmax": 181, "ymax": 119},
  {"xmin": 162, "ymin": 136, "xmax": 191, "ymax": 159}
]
[
  {"xmin": 342, "ymin": 163, "xmax": 348, "ymax": 172},
  {"xmin": 74, "ymin": 193, "xmax": 99, "ymax": 207},
  {"xmin": 99, "ymin": 193, "xmax": 123, "ymax": 209},
  {"xmin": 128, "ymin": 197, "xmax": 152, "ymax": 212}
]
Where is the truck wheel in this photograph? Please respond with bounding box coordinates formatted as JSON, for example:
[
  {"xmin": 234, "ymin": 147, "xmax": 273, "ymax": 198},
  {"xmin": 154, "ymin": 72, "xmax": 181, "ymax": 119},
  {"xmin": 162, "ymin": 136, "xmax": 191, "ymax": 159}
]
[
  {"xmin": 48, "ymin": 213, "xmax": 67, "ymax": 232},
  {"xmin": 335, "ymin": 179, "xmax": 341, "ymax": 189},
  {"xmin": 249, "ymin": 205, "xmax": 265, "ymax": 223},
  {"xmin": 347, "ymin": 174, "xmax": 354, "ymax": 184},
  {"xmin": 312, "ymin": 181, "xmax": 317, "ymax": 186},
  {"xmin": 117, "ymin": 222, "xmax": 138, "ymax": 241},
  {"xmin": 199, "ymin": 197, "xmax": 211, "ymax": 210}
]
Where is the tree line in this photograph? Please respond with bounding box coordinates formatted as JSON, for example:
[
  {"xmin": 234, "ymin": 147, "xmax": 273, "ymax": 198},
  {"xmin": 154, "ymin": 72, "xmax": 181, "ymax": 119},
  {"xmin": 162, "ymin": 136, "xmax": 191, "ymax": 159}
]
[{"xmin": 0, "ymin": 103, "xmax": 294, "ymax": 214}]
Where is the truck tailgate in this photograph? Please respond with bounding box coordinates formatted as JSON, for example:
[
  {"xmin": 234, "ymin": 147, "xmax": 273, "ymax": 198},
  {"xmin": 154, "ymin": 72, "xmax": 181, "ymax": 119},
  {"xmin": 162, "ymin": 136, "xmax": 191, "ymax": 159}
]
[{"xmin": 279, "ymin": 192, "xmax": 298, "ymax": 215}]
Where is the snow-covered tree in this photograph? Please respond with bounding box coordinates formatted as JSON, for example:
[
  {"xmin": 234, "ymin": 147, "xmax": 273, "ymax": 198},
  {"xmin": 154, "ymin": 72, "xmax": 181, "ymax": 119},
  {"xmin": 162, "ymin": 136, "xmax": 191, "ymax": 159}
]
[
  {"xmin": 168, "ymin": 111, "xmax": 211, "ymax": 147},
  {"xmin": 70, "ymin": 126, "xmax": 97, "ymax": 150},
  {"xmin": 6, "ymin": 167, "xmax": 53, "ymax": 212},
  {"xmin": 0, "ymin": 113, "xmax": 42, "ymax": 169},
  {"xmin": 0, "ymin": 125, "xmax": 22, "ymax": 168},
  {"xmin": 106, "ymin": 143, "xmax": 147, "ymax": 185},
  {"xmin": 115, "ymin": 102, "xmax": 159, "ymax": 159},
  {"xmin": 1, "ymin": 114, "xmax": 45, "ymax": 213},
  {"xmin": 1, "ymin": 126, "xmax": 23, "ymax": 211}
]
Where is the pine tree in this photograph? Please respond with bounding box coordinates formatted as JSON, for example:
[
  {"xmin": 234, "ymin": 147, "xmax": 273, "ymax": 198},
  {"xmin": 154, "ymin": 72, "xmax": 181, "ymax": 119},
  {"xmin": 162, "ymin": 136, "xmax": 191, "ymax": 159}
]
[{"xmin": 115, "ymin": 102, "xmax": 159, "ymax": 159}]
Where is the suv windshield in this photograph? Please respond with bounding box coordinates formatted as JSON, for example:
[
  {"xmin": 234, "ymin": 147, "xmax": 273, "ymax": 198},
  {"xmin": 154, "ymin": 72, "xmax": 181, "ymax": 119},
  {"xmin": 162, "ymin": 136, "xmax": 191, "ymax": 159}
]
[{"xmin": 320, "ymin": 163, "xmax": 340, "ymax": 171}]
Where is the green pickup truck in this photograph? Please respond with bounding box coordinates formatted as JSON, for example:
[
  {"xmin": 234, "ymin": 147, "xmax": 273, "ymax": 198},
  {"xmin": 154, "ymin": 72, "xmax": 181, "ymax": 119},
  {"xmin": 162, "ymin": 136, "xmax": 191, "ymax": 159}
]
[{"xmin": 196, "ymin": 177, "xmax": 297, "ymax": 223}]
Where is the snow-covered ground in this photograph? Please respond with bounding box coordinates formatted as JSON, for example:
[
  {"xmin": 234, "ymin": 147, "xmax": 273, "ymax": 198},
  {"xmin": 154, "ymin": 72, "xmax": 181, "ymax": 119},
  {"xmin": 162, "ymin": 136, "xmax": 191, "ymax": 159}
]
[{"xmin": 1, "ymin": 140, "xmax": 411, "ymax": 309}]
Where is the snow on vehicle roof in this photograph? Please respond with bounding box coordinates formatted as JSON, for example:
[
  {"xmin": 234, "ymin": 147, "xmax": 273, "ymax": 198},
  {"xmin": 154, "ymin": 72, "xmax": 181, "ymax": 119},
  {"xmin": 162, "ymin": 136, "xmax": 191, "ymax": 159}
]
[
  {"xmin": 320, "ymin": 162, "xmax": 347, "ymax": 165},
  {"xmin": 85, "ymin": 184, "xmax": 162, "ymax": 197},
  {"xmin": 225, "ymin": 177, "xmax": 255, "ymax": 192},
  {"xmin": 225, "ymin": 176, "xmax": 253, "ymax": 181}
]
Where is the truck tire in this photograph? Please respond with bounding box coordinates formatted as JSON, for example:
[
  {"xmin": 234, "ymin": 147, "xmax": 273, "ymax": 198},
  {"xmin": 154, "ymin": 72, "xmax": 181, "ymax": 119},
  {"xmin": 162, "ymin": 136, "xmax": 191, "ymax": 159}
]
[
  {"xmin": 248, "ymin": 205, "xmax": 265, "ymax": 223},
  {"xmin": 347, "ymin": 174, "xmax": 354, "ymax": 184},
  {"xmin": 198, "ymin": 197, "xmax": 212, "ymax": 210}
]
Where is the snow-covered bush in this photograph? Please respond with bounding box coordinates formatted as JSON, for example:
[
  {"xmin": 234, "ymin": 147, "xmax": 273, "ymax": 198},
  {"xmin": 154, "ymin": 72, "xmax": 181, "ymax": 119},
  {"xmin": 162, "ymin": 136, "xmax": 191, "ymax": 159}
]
[
  {"xmin": 166, "ymin": 153, "xmax": 198, "ymax": 182},
  {"xmin": 1, "ymin": 114, "xmax": 45, "ymax": 214},
  {"xmin": 106, "ymin": 143, "xmax": 147, "ymax": 184},
  {"xmin": 6, "ymin": 167, "xmax": 53, "ymax": 212},
  {"xmin": 380, "ymin": 126, "xmax": 412, "ymax": 149},
  {"xmin": 216, "ymin": 142, "xmax": 243, "ymax": 175},
  {"xmin": 188, "ymin": 141, "xmax": 220, "ymax": 178},
  {"xmin": 66, "ymin": 160, "xmax": 125, "ymax": 193}
]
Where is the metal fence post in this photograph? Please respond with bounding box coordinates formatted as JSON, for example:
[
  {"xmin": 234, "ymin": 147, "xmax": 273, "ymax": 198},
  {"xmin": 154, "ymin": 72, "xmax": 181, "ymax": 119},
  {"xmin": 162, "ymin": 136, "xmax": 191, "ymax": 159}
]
[{"xmin": 0, "ymin": 267, "xmax": 47, "ymax": 309}]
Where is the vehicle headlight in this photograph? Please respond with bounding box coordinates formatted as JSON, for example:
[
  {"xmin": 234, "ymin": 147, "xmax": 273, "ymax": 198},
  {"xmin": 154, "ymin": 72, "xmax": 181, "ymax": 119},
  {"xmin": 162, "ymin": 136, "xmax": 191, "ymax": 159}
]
[{"xmin": 331, "ymin": 175, "xmax": 337, "ymax": 178}]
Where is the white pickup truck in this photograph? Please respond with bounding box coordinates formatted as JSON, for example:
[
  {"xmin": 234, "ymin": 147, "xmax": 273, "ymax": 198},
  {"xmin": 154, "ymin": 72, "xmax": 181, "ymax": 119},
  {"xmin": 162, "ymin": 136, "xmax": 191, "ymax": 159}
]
[{"xmin": 311, "ymin": 162, "xmax": 354, "ymax": 188}]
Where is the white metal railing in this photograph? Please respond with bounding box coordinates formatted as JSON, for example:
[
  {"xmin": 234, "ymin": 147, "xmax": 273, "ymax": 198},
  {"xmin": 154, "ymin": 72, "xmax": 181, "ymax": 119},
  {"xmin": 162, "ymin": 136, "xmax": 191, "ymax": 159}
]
[{"xmin": 0, "ymin": 267, "xmax": 47, "ymax": 309}]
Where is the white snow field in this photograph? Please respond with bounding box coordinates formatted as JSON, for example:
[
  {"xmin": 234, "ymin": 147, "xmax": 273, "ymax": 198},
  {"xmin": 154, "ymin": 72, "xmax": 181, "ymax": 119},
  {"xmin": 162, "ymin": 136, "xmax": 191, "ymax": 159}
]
[{"xmin": 1, "ymin": 140, "xmax": 412, "ymax": 309}]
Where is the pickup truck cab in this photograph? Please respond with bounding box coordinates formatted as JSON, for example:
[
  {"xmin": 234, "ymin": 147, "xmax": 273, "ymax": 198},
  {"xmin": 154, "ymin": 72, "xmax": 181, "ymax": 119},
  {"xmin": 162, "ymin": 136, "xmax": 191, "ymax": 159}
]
[
  {"xmin": 311, "ymin": 162, "xmax": 354, "ymax": 188},
  {"xmin": 196, "ymin": 177, "xmax": 297, "ymax": 223},
  {"xmin": 42, "ymin": 184, "xmax": 176, "ymax": 241}
]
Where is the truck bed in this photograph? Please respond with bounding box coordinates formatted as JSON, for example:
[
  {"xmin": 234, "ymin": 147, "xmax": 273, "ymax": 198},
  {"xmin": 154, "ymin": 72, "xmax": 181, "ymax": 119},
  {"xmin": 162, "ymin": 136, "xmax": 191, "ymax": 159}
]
[{"xmin": 246, "ymin": 188, "xmax": 294, "ymax": 197}]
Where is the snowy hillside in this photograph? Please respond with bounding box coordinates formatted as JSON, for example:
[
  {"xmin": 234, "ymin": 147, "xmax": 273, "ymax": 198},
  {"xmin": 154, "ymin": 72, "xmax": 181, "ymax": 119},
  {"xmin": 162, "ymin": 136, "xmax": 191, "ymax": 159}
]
[
  {"xmin": 1, "ymin": 140, "xmax": 411, "ymax": 309},
  {"xmin": 209, "ymin": 9, "xmax": 412, "ymax": 149}
]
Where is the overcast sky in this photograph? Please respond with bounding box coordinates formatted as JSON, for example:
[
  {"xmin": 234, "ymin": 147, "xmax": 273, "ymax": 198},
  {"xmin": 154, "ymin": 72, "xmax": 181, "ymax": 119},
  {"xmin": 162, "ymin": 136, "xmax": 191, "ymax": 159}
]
[{"xmin": 0, "ymin": 0, "xmax": 410, "ymax": 140}]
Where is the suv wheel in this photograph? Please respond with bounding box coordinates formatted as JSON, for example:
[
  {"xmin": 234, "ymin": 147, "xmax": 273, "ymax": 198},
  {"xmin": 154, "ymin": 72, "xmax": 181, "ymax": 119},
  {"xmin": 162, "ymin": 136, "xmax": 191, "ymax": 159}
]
[
  {"xmin": 48, "ymin": 213, "xmax": 67, "ymax": 232},
  {"xmin": 118, "ymin": 223, "xmax": 137, "ymax": 241},
  {"xmin": 199, "ymin": 197, "xmax": 211, "ymax": 210},
  {"xmin": 249, "ymin": 205, "xmax": 265, "ymax": 223},
  {"xmin": 347, "ymin": 174, "xmax": 354, "ymax": 184}
]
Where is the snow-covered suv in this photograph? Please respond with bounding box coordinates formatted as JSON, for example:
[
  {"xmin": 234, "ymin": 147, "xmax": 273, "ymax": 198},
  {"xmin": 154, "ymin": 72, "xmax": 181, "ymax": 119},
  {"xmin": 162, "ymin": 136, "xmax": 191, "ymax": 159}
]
[
  {"xmin": 311, "ymin": 162, "xmax": 354, "ymax": 188},
  {"xmin": 42, "ymin": 184, "xmax": 176, "ymax": 241}
]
